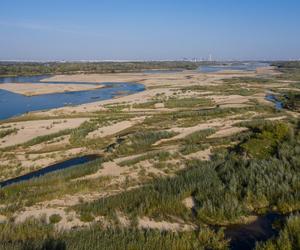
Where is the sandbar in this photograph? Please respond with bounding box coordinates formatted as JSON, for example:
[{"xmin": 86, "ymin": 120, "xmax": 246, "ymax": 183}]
[{"xmin": 0, "ymin": 83, "xmax": 103, "ymax": 96}]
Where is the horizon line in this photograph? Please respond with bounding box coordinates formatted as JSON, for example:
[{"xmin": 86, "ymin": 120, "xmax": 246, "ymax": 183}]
[{"xmin": 0, "ymin": 59, "xmax": 299, "ymax": 63}]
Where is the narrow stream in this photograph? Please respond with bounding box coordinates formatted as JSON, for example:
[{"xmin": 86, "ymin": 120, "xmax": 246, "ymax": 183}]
[
  {"xmin": 225, "ymin": 213, "xmax": 285, "ymax": 250},
  {"xmin": 0, "ymin": 154, "xmax": 99, "ymax": 188},
  {"xmin": 265, "ymin": 94, "xmax": 283, "ymax": 110}
]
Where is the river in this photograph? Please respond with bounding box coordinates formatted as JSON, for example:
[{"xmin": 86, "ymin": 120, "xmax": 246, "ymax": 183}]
[
  {"xmin": 0, "ymin": 155, "xmax": 99, "ymax": 188},
  {"xmin": 198, "ymin": 62, "xmax": 270, "ymax": 73},
  {"xmin": 0, "ymin": 75, "xmax": 145, "ymax": 120}
]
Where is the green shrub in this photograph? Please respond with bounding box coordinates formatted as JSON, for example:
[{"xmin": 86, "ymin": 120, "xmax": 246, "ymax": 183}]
[
  {"xmin": 164, "ymin": 97, "xmax": 214, "ymax": 108},
  {"xmin": 49, "ymin": 214, "xmax": 62, "ymax": 224},
  {"xmin": 240, "ymin": 122, "xmax": 291, "ymax": 159},
  {"xmin": 80, "ymin": 213, "xmax": 94, "ymax": 222}
]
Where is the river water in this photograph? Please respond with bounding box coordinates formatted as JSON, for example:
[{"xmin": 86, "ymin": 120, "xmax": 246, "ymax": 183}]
[
  {"xmin": 198, "ymin": 62, "xmax": 269, "ymax": 73},
  {"xmin": 0, "ymin": 75, "xmax": 145, "ymax": 120},
  {"xmin": 0, "ymin": 155, "xmax": 99, "ymax": 188}
]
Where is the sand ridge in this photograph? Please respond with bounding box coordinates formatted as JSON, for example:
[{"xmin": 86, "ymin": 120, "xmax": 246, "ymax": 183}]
[{"xmin": 0, "ymin": 83, "xmax": 103, "ymax": 96}]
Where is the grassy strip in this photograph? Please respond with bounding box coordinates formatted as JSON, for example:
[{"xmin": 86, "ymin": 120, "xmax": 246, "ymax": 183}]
[
  {"xmin": 0, "ymin": 128, "xmax": 18, "ymax": 139},
  {"xmin": 164, "ymin": 97, "xmax": 214, "ymax": 108},
  {"xmin": 114, "ymin": 130, "xmax": 177, "ymax": 156},
  {"xmin": 118, "ymin": 151, "xmax": 171, "ymax": 166},
  {"xmin": 133, "ymin": 101, "xmax": 158, "ymax": 109},
  {"xmin": 180, "ymin": 128, "xmax": 215, "ymax": 155}
]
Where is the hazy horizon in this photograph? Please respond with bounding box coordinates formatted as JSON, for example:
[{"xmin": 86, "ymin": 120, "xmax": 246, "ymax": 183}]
[{"xmin": 1, "ymin": 0, "xmax": 300, "ymax": 61}]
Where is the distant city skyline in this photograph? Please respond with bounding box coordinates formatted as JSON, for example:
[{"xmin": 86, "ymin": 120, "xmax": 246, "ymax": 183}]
[{"xmin": 0, "ymin": 0, "xmax": 300, "ymax": 61}]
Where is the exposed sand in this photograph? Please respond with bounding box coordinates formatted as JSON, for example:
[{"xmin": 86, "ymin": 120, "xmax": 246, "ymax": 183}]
[
  {"xmin": 87, "ymin": 116, "xmax": 145, "ymax": 139},
  {"xmin": 28, "ymin": 135, "xmax": 70, "ymax": 152},
  {"xmin": 182, "ymin": 196, "xmax": 195, "ymax": 209},
  {"xmin": 153, "ymin": 116, "xmax": 244, "ymax": 146},
  {"xmin": 20, "ymin": 148, "xmax": 85, "ymax": 168},
  {"xmin": 208, "ymin": 126, "xmax": 248, "ymax": 139},
  {"xmin": 0, "ymin": 214, "xmax": 7, "ymax": 223},
  {"xmin": 0, "ymin": 118, "xmax": 88, "ymax": 148},
  {"xmin": 0, "ymin": 83, "xmax": 103, "ymax": 96},
  {"xmin": 210, "ymin": 95, "xmax": 249, "ymax": 105},
  {"xmin": 138, "ymin": 217, "xmax": 195, "ymax": 231},
  {"xmin": 117, "ymin": 211, "xmax": 131, "ymax": 227},
  {"xmin": 42, "ymin": 71, "xmax": 258, "ymax": 88},
  {"xmin": 256, "ymin": 66, "xmax": 281, "ymax": 75},
  {"xmin": 14, "ymin": 207, "xmax": 91, "ymax": 230},
  {"xmin": 185, "ymin": 147, "xmax": 212, "ymax": 161}
]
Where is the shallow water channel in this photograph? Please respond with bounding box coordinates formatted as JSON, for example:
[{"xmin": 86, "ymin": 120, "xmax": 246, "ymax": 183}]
[
  {"xmin": 0, "ymin": 75, "xmax": 145, "ymax": 120},
  {"xmin": 0, "ymin": 154, "xmax": 99, "ymax": 188}
]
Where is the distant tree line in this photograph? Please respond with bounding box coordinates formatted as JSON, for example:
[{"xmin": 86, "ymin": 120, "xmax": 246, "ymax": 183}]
[{"xmin": 0, "ymin": 61, "xmax": 210, "ymax": 77}]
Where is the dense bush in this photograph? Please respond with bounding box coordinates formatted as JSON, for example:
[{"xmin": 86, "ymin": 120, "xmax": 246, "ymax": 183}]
[
  {"xmin": 240, "ymin": 122, "xmax": 291, "ymax": 159},
  {"xmin": 49, "ymin": 214, "xmax": 62, "ymax": 224},
  {"xmin": 0, "ymin": 225, "xmax": 228, "ymax": 250}
]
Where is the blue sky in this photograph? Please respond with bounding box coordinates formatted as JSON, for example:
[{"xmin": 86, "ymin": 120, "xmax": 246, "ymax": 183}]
[{"xmin": 0, "ymin": 0, "xmax": 299, "ymax": 61}]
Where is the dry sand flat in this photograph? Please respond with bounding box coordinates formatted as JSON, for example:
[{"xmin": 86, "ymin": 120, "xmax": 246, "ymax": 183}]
[
  {"xmin": 185, "ymin": 147, "xmax": 212, "ymax": 161},
  {"xmin": 0, "ymin": 83, "xmax": 103, "ymax": 96},
  {"xmin": 153, "ymin": 116, "xmax": 244, "ymax": 146},
  {"xmin": 138, "ymin": 217, "xmax": 196, "ymax": 231},
  {"xmin": 0, "ymin": 118, "xmax": 88, "ymax": 148},
  {"xmin": 18, "ymin": 147, "xmax": 85, "ymax": 169},
  {"xmin": 42, "ymin": 71, "xmax": 258, "ymax": 89},
  {"xmin": 14, "ymin": 207, "xmax": 91, "ymax": 230},
  {"xmin": 208, "ymin": 126, "xmax": 248, "ymax": 139},
  {"xmin": 87, "ymin": 116, "xmax": 145, "ymax": 139}
]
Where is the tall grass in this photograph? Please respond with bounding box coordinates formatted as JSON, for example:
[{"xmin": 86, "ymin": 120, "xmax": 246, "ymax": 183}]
[
  {"xmin": 164, "ymin": 97, "xmax": 214, "ymax": 108},
  {"xmin": 114, "ymin": 130, "xmax": 177, "ymax": 156},
  {"xmin": 180, "ymin": 128, "xmax": 215, "ymax": 155}
]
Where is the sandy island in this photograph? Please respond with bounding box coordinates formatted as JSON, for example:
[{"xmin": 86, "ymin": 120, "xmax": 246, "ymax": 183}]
[{"xmin": 0, "ymin": 82, "xmax": 104, "ymax": 96}]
